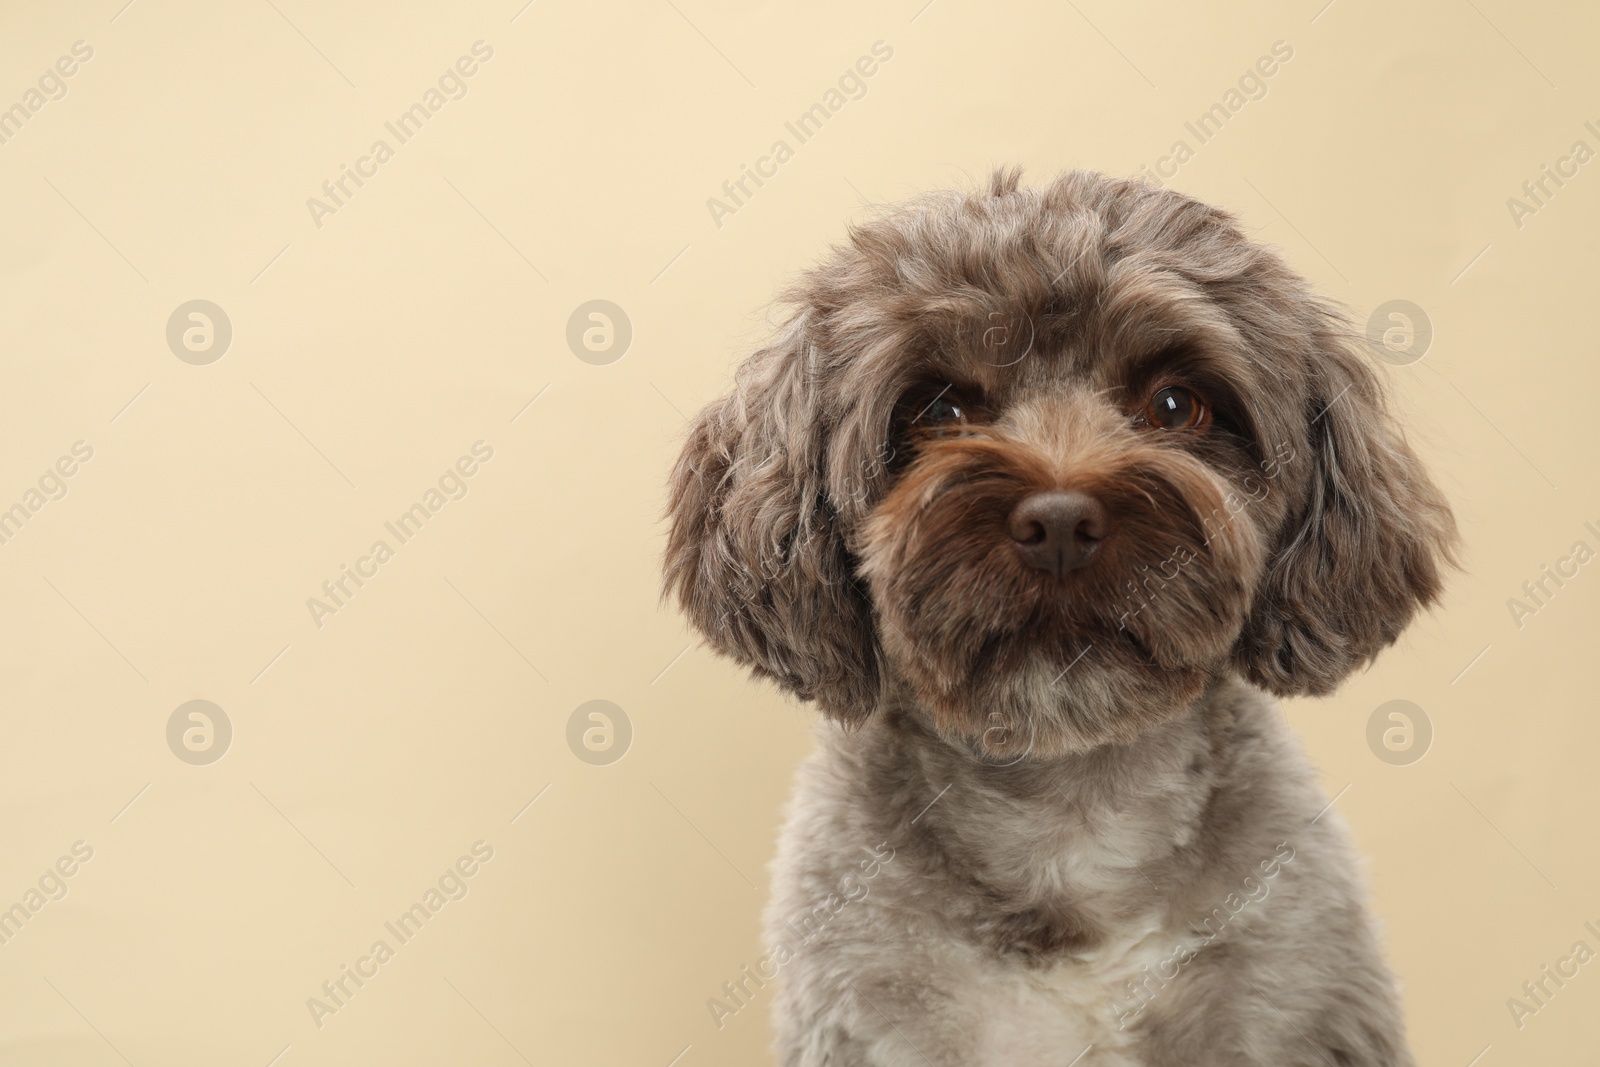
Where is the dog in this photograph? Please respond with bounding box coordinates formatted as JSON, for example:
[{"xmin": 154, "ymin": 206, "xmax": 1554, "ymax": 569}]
[{"xmin": 665, "ymin": 170, "xmax": 1455, "ymax": 1066}]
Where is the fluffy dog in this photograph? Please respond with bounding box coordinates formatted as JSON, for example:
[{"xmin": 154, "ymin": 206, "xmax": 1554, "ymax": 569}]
[{"xmin": 665, "ymin": 170, "xmax": 1455, "ymax": 1066}]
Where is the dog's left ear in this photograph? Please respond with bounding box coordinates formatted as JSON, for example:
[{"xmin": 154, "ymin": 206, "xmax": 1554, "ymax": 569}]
[
  {"xmin": 1235, "ymin": 333, "xmax": 1457, "ymax": 696},
  {"xmin": 663, "ymin": 318, "xmax": 882, "ymax": 723}
]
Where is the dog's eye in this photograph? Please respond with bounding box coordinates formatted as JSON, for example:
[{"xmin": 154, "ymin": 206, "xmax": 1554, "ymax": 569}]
[
  {"xmin": 916, "ymin": 388, "xmax": 966, "ymax": 428},
  {"xmin": 901, "ymin": 383, "xmax": 968, "ymax": 431},
  {"xmin": 1145, "ymin": 385, "xmax": 1205, "ymax": 430},
  {"xmin": 886, "ymin": 383, "xmax": 973, "ymax": 470}
]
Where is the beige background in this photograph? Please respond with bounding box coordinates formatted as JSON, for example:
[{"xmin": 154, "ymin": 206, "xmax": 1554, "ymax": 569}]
[{"xmin": 0, "ymin": 0, "xmax": 1595, "ymax": 1063}]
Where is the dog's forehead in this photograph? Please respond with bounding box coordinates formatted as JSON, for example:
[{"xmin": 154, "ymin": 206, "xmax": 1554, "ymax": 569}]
[
  {"xmin": 814, "ymin": 179, "xmax": 1292, "ymax": 407},
  {"xmin": 860, "ymin": 254, "xmax": 1251, "ymax": 399}
]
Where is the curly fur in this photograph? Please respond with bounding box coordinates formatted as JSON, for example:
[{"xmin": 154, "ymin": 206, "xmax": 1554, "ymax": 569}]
[{"xmin": 665, "ymin": 170, "xmax": 1456, "ymax": 1066}]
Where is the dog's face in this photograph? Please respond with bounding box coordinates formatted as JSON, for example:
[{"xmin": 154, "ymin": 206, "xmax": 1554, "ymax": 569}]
[{"xmin": 666, "ymin": 171, "xmax": 1455, "ymax": 758}]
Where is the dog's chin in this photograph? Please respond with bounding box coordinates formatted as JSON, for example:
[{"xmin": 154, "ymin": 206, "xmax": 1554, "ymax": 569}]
[{"xmin": 882, "ymin": 621, "xmax": 1226, "ymax": 759}]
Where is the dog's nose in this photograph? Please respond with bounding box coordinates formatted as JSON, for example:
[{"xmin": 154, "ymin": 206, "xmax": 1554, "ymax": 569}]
[{"xmin": 1007, "ymin": 491, "xmax": 1107, "ymax": 575}]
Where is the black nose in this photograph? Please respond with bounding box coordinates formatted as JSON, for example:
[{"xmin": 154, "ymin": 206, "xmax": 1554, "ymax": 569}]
[{"xmin": 1007, "ymin": 491, "xmax": 1108, "ymax": 576}]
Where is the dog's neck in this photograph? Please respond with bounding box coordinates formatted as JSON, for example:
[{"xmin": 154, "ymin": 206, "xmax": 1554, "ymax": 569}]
[{"xmin": 841, "ymin": 678, "xmax": 1242, "ymax": 941}]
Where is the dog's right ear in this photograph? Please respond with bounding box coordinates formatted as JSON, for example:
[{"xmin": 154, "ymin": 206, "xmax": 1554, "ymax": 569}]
[
  {"xmin": 663, "ymin": 320, "xmax": 881, "ymax": 723},
  {"xmin": 1233, "ymin": 330, "xmax": 1458, "ymax": 696}
]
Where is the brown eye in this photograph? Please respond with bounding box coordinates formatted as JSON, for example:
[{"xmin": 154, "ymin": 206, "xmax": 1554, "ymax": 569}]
[
  {"xmin": 1145, "ymin": 385, "xmax": 1204, "ymax": 429},
  {"xmin": 886, "ymin": 383, "xmax": 975, "ymax": 471},
  {"xmin": 910, "ymin": 384, "xmax": 967, "ymax": 430}
]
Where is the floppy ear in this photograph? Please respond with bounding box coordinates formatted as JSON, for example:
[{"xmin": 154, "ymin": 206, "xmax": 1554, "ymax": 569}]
[
  {"xmin": 1234, "ymin": 335, "xmax": 1457, "ymax": 696},
  {"xmin": 663, "ymin": 319, "xmax": 882, "ymax": 722}
]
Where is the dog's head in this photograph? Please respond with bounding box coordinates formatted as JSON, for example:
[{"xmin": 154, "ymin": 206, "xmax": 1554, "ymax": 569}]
[{"xmin": 665, "ymin": 170, "xmax": 1456, "ymax": 758}]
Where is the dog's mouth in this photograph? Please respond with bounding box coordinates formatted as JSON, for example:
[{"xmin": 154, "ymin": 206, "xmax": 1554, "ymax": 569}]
[{"xmin": 856, "ymin": 434, "xmax": 1265, "ymax": 755}]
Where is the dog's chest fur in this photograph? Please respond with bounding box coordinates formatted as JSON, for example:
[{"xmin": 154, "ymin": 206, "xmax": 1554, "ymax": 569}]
[
  {"xmin": 911, "ymin": 769, "xmax": 1207, "ymax": 1066},
  {"xmin": 958, "ymin": 910, "xmax": 1193, "ymax": 1066},
  {"xmin": 767, "ymin": 695, "xmax": 1251, "ymax": 1065},
  {"xmin": 762, "ymin": 680, "xmax": 1417, "ymax": 1065}
]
